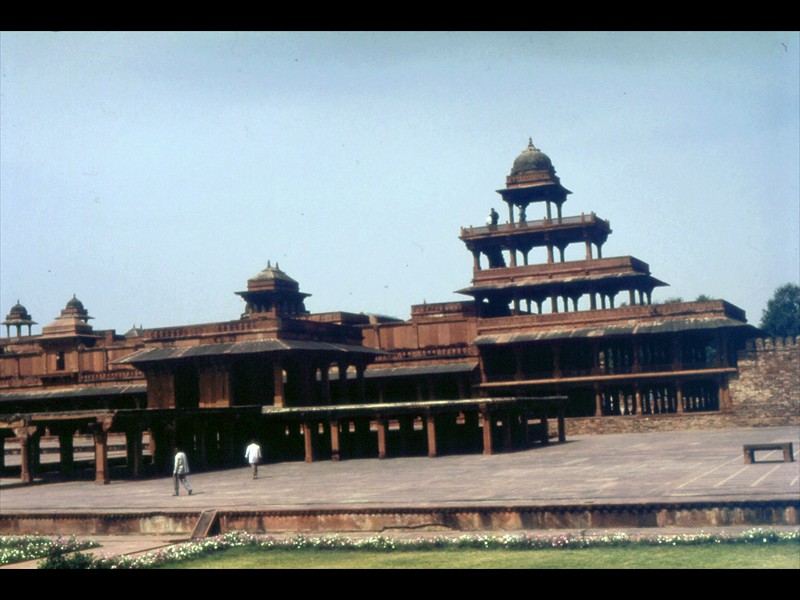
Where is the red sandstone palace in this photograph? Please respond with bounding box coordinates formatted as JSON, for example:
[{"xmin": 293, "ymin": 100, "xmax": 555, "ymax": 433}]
[{"xmin": 3, "ymin": 140, "xmax": 793, "ymax": 485}]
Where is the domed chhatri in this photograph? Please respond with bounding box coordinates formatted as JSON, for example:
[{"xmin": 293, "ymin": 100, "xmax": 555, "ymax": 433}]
[
  {"xmin": 236, "ymin": 261, "xmax": 310, "ymax": 318},
  {"xmin": 39, "ymin": 295, "xmax": 95, "ymax": 338},
  {"xmin": 497, "ymin": 137, "xmax": 572, "ymax": 223},
  {"xmin": 66, "ymin": 295, "xmax": 85, "ymax": 310},
  {"xmin": 60, "ymin": 295, "xmax": 93, "ymax": 323},
  {"xmin": 3, "ymin": 300, "xmax": 37, "ymax": 337},
  {"xmin": 249, "ymin": 260, "xmax": 299, "ymax": 286},
  {"xmin": 510, "ymin": 138, "xmax": 554, "ymax": 176}
]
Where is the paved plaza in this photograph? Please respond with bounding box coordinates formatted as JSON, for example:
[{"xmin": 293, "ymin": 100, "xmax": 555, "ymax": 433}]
[
  {"xmin": 1, "ymin": 426, "xmax": 798, "ymax": 567},
  {"xmin": 2, "ymin": 426, "xmax": 798, "ymax": 512}
]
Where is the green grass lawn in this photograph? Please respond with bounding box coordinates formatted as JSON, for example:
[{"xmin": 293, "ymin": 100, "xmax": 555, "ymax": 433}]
[{"xmin": 162, "ymin": 544, "xmax": 800, "ymax": 569}]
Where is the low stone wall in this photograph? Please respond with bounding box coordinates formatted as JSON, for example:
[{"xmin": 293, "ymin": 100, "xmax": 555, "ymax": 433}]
[
  {"xmin": 566, "ymin": 413, "xmax": 739, "ymax": 436},
  {"xmin": 1, "ymin": 501, "xmax": 797, "ymax": 535}
]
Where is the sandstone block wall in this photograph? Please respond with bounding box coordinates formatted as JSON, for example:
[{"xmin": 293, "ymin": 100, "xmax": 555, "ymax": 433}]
[{"xmin": 728, "ymin": 336, "xmax": 799, "ymax": 428}]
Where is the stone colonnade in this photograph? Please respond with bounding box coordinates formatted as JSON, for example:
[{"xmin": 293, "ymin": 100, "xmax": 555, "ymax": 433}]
[{"xmin": 1, "ymin": 397, "xmax": 567, "ymax": 485}]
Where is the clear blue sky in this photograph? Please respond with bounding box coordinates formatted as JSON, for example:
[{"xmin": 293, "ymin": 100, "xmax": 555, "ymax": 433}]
[{"xmin": 1, "ymin": 31, "xmax": 798, "ymax": 332}]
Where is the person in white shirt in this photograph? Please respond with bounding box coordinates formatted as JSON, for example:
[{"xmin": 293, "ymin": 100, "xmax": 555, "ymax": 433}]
[
  {"xmin": 245, "ymin": 441, "xmax": 263, "ymax": 479},
  {"xmin": 173, "ymin": 449, "xmax": 192, "ymax": 496}
]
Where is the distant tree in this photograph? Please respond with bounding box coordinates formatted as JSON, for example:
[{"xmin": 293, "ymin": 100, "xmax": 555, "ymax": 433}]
[
  {"xmin": 759, "ymin": 283, "xmax": 800, "ymax": 338},
  {"xmin": 695, "ymin": 294, "xmax": 713, "ymax": 302},
  {"xmin": 661, "ymin": 297, "xmax": 684, "ymax": 304}
]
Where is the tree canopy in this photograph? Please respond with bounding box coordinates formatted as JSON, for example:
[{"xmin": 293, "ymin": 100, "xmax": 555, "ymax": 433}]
[{"xmin": 759, "ymin": 283, "xmax": 800, "ymax": 338}]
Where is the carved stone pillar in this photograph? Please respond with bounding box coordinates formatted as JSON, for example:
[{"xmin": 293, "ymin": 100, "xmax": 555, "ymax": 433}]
[
  {"xmin": 14, "ymin": 426, "xmax": 38, "ymax": 484},
  {"xmin": 594, "ymin": 384, "xmax": 602, "ymax": 417},
  {"xmin": 376, "ymin": 418, "xmax": 388, "ymax": 459},
  {"xmin": 52, "ymin": 427, "xmax": 75, "ymax": 475},
  {"xmin": 330, "ymin": 420, "xmax": 341, "ymax": 461},
  {"xmin": 91, "ymin": 417, "xmax": 114, "ymax": 485},
  {"xmin": 425, "ymin": 414, "xmax": 437, "ymax": 458},
  {"xmin": 302, "ymin": 422, "xmax": 314, "ymax": 463},
  {"xmin": 635, "ymin": 384, "xmax": 642, "ymax": 416},
  {"xmin": 480, "ymin": 405, "xmax": 493, "ymax": 455},
  {"xmin": 273, "ymin": 359, "xmax": 285, "ymax": 408},
  {"xmin": 125, "ymin": 428, "xmax": 142, "ymax": 478}
]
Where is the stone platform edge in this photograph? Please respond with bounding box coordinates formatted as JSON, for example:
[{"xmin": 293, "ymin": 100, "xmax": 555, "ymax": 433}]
[{"xmin": 1, "ymin": 498, "xmax": 797, "ymax": 536}]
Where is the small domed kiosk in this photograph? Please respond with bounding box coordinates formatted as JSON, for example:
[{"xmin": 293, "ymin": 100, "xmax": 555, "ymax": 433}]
[
  {"xmin": 41, "ymin": 295, "xmax": 95, "ymax": 337},
  {"xmin": 3, "ymin": 301, "xmax": 37, "ymax": 337},
  {"xmin": 236, "ymin": 261, "xmax": 310, "ymax": 318},
  {"xmin": 497, "ymin": 138, "xmax": 572, "ymax": 223}
]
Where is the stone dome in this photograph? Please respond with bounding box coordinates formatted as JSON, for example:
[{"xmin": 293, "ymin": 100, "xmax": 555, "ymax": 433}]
[
  {"xmin": 66, "ymin": 295, "xmax": 85, "ymax": 310},
  {"xmin": 57, "ymin": 295, "xmax": 93, "ymax": 323},
  {"xmin": 510, "ymin": 138, "xmax": 553, "ymax": 176},
  {"xmin": 6, "ymin": 301, "xmax": 32, "ymax": 321},
  {"xmin": 250, "ymin": 261, "xmax": 297, "ymax": 284}
]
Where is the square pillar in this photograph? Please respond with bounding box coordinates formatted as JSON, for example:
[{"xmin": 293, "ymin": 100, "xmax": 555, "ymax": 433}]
[
  {"xmin": 425, "ymin": 414, "xmax": 437, "ymax": 458},
  {"xmin": 125, "ymin": 429, "xmax": 142, "ymax": 478},
  {"xmin": 302, "ymin": 422, "xmax": 315, "ymax": 463},
  {"xmin": 480, "ymin": 406, "xmax": 493, "ymax": 455},
  {"xmin": 634, "ymin": 385, "xmax": 642, "ymax": 416},
  {"xmin": 58, "ymin": 430, "xmax": 75, "ymax": 475},
  {"xmin": 376, "ymin": 418, "xmax": 388, "ymax": 459},
  {"xmin": 273, "ymin": 359, "xmax": 285, "ymax": 408},
  {"xmin": 330, "ymin": 420, "xmax": 341, "ymax": 461},
  {"xmin": 14, "ymin": 426, "xmax": 37, "ymax": 484},
  {"xmin": 92, "ymin": 423, "xmax": 110, "ymax": 485}
]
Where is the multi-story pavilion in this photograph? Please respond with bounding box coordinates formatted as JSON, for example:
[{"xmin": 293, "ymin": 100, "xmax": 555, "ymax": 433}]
[
  {"xmin": 359, "ymin": 139, "xmax": 759, "ymax": 419},
  {"xmin": 0, "ymin": 139, "xmax": 762, "ymax": 485}
]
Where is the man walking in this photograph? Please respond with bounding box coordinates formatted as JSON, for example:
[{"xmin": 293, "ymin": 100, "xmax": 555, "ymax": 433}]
[
  {"xmin": 173, "ymin": 448, "xmax": 192, "ymax": 496},
  {"xmin": 245, "ymin": 440, "xmax": 262, "ymax": 479}
]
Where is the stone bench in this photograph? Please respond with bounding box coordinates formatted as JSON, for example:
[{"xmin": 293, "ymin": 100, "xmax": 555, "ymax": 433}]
[{"xmin": 743, "ymin": 442, "xmax": 794, "ymax": 464}]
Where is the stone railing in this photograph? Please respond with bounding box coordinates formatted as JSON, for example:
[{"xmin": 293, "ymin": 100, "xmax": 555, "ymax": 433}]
[
  {"xmin": 472, "ymin": 256, "xmax": 651, "ymax": 285},
  {"xmin": 460, "ymin": 213, "xmax": 609, "ymax": 239}
]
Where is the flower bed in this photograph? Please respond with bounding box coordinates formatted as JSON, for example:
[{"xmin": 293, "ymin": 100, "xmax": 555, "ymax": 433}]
[
  {"xmin": 25, "ymin": 528, "xmax": 799, "ymax": 569},
  {"xmin": 0, "ymin": 535, "xmax": 99, "ymax": 566}
]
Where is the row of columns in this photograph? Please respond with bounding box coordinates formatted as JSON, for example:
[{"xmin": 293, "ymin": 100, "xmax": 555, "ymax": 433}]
[
  {"xmin": 299, "ymin": 404, "xmax": 558, "ymax": 463},
  {"xmin": 501, "ymin": 287, "xmax": 654, "ymax": 316},
  {"xmin": 3, "ymin": 400, "xmax": 568, "ymax": 484},
  {"xmin": 472, "ymin": 236, "xmax": 605, "ymax": 272},
  {"xmin": 8, "ymin": 419, "xmax": 115, "ymax": 485},
  {"xmin": 593, "ymin": 377, "xmax": 730, "ymax": 416},
  {"xmin": 267, "ymin": 358, "xmax": 370, "ymax": 408},
  {"xmin": 500, "ymin": 334, "xmax": 729, "ymax": 382}
]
